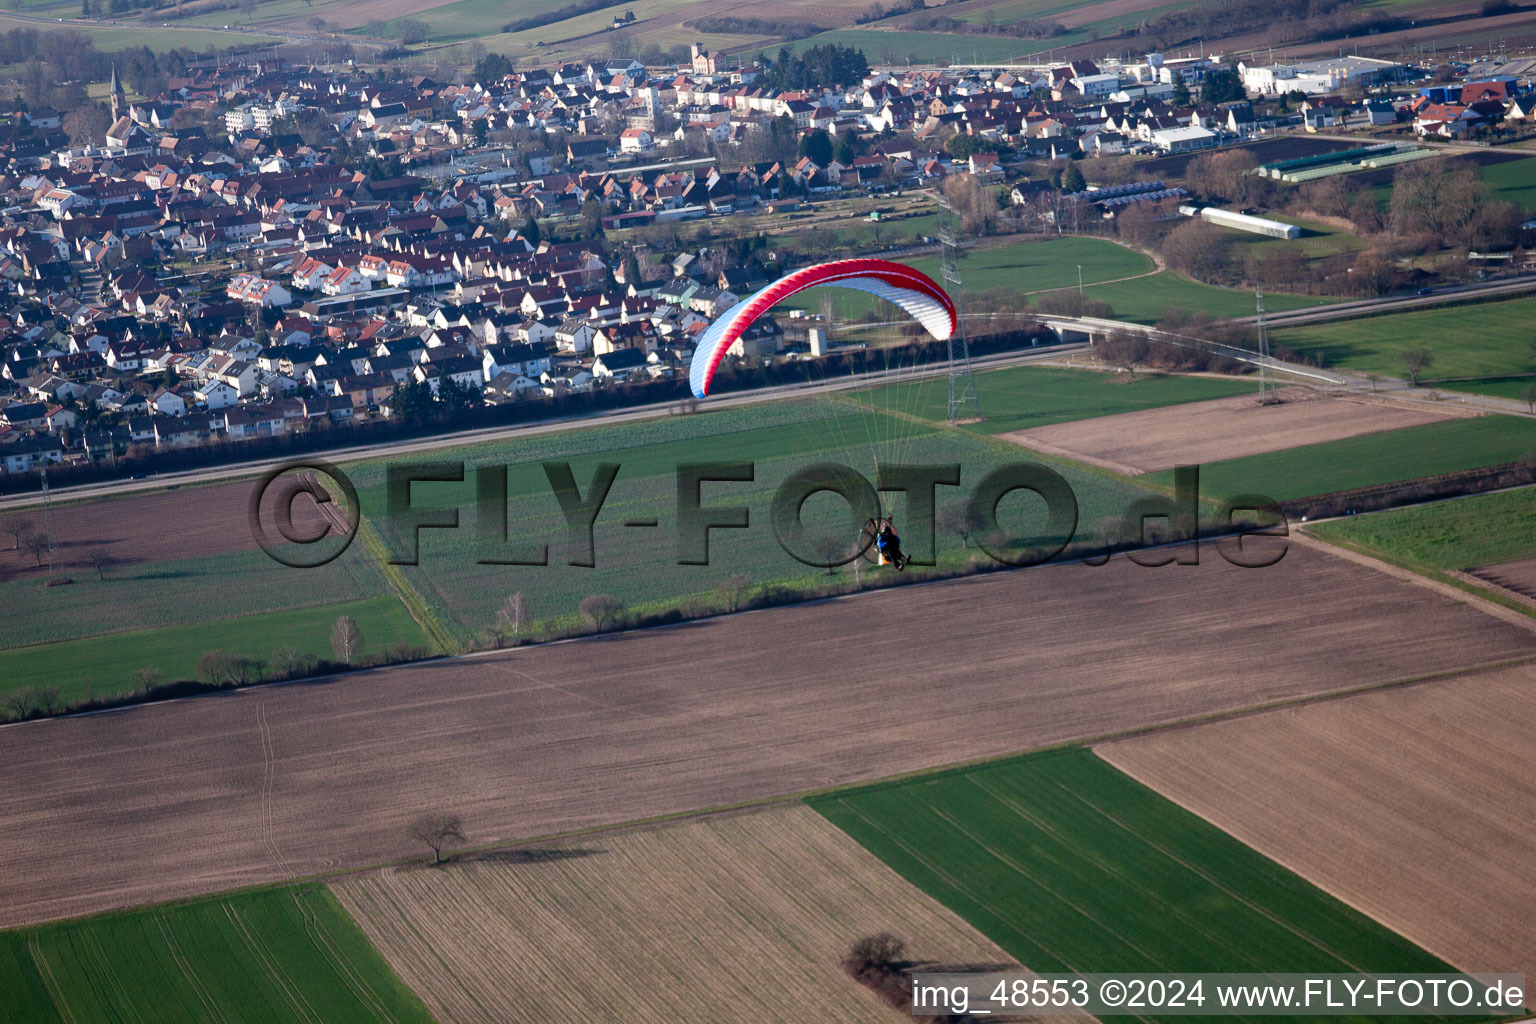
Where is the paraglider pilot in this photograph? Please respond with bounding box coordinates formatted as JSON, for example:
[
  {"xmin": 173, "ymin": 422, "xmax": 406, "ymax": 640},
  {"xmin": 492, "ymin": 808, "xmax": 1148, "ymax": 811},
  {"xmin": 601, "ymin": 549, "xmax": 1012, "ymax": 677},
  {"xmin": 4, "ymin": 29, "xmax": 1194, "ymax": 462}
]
[{"xmin": 869, "ymin": 516, "xmax": 910, "ymax": 571}]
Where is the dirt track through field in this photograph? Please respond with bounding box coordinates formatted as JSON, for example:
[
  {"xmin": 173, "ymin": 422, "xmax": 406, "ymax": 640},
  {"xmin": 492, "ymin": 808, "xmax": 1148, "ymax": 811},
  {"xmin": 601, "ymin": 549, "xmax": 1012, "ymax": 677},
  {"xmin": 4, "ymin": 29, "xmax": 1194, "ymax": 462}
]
[
  {"xmin": 998, "ymin": 387, "xmax": 1463, "ymax": 475},
  {"xmin": 333, "ymin": 805, "xmax": 1054, "ymax": 1024},
  {"xmin": 1099, "ymin": 662, "xmax": 1536, "ymax": 984},
  {"xmin": 0, "ymin": 542, "xmax": 1531, "ymax": 927}
]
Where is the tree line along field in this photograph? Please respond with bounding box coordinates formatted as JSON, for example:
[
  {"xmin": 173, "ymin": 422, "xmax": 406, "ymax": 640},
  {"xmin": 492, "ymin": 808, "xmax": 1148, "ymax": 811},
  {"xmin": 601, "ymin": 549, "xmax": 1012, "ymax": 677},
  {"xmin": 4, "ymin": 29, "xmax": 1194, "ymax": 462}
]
[
  {"xmin": 332, "ymin": 805, "xmax": 1032, "ymax": 1024},
  {"xmin": 1306, "ymin": 487, "xmax": 1536, "ymax": 571},
  {"xmin": 1142, "ymin": 415, "xmax": 1536, "ymax": 503},
  {"xmin": 811, "ymin": 747, "xmax": 1461, "ymax": 1023},
  {"xmin": 0, "ymin": 595, "xmax": 428, "ymax": 706},
  {"xmin": 0, "ymin": 885, "xmax": 434, "ymax": 1024},
  {"xmin": 1270, "ymin": 296, "xmax": 1536, "ymax": 393}
]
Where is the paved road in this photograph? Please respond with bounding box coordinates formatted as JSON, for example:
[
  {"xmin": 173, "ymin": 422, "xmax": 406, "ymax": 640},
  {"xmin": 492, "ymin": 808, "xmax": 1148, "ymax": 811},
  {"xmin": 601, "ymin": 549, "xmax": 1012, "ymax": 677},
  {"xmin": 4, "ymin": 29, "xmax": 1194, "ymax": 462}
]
[{"xmin": 1246, "ymin": 274, "xmax": 1536, "ymax": 327}]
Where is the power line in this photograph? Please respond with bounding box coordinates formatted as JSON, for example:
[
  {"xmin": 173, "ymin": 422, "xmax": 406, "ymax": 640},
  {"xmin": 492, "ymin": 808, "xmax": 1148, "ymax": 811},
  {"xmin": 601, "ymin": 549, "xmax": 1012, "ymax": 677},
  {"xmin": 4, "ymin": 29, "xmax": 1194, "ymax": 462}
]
[{"xmin": 933, "ymin": 192, "xmax": 981, "ymax": 423}]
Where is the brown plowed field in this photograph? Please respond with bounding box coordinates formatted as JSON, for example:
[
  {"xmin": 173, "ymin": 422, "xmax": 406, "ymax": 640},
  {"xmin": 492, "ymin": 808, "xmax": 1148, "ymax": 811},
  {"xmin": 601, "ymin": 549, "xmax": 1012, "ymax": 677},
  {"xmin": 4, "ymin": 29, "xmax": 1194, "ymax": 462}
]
[
  {"xmin": 1099, "ymin": 661, "xmax": 1536, "ymax": 984},
  {"xmin": 0, "ymin": 542, "xmax": 1530, "ymax": 927},
  {"xmin": 998, "ymin": 387, "xmax": 1463, "ymax": 475},
  {"xmin": 333, "ymin": 805, "xmax": 1052, "ymax": 1024},
  {"xmin": 0, "ymin": 476, "xmax": 334, "ymax": 582},
  {"xmin": 1465, "ymin": 555, "xmax": 1536, "ymax": 605}
]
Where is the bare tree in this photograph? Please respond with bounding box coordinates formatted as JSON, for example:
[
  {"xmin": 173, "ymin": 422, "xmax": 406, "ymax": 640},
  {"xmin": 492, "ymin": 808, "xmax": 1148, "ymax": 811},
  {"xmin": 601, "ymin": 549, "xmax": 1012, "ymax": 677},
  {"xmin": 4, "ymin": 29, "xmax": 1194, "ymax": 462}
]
[
  {"xmin": 130, "ymin": 666, "xmax": 164, "ymax": 695},
  {"xmin": 939, "ymin": 500, "xmax": 983, "ymax": 549},
  {"xmin": 578, "ymin": 594, "xmax": 624, "ymax": 631},
  {"xmin": 331, "ymin": 615, "xmax": 363, "ymax": 665},
  {"xmin": 816, "ymin": 534, "xmax": 845, "ymax": 574},
  {"xmin": 1522, "ymin": 383, "xmax": 1535, "ymax": 415},
  {"xmin": 715, "ymin": 572, "xmax": 751, "ymax": 612},
  {"xmin": 85, "ymin": 548, "xmax": 112, "ymax": 580},
  {"xmin": 496, "ymin": 592, "xmax": 528, "ymax": 646},
  {"xmin": 1398, "ymin": 346, "xmax": 1434, "ymax": 386},
  {"xmin": 3, "ymin": 516, "xmax": 32, "ymax": 550},
  {"xmin": 1, "ymin": 688, "xmax": 38, "ymax": 721},
  {"xmin": 843, "ymin": 932, "xmax": 905, "ymax": 979},
  {"xmin": 1161, "ymin": 218, "xmax": 1231, "ymax": 284},
  {"xmin": 408, "ymin": 812, "xmax": 466, "ymax": 865},
  {"xmin": 23, "ymin": 530, "xmax": 47, "ymax": 567},
  {"xmin": 1097, "ymin": 329, "xmax": 1150, "ymax": 378},
  {"xmin": 269, "ymin": 646, "xmax": 308, "ymax": 678}
]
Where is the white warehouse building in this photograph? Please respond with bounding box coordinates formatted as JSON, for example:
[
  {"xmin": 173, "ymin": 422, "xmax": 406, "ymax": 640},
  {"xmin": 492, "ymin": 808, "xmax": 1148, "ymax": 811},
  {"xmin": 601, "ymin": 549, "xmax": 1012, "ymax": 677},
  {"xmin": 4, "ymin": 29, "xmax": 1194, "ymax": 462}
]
[
  {"xmin": 1184, "ymin": 205, "xmax": 1302, "ymax": 239},
  {"xmin": 1238, "ymin": 55, "xmax": 1402, "ymax": 95}
]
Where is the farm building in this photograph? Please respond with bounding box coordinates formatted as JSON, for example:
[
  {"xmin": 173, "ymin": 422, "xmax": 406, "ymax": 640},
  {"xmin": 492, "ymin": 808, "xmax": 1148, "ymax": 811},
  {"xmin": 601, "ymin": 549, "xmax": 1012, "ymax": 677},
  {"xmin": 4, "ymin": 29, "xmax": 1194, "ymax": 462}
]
[{"xmin": 1184, "ymin": 206, "xmax": 1301, "ymax": 239}]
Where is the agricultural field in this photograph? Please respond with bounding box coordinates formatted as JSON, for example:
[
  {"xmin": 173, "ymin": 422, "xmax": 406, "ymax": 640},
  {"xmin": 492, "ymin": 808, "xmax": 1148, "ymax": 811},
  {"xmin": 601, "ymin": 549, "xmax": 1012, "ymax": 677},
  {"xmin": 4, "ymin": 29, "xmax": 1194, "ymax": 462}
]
[
  {"xmin": 334, "ymin": 805, "xmax": 1029, "ymax": 1024},
  {"xmin": 1306, "ymin": 486, "xmax": 1536, "ymax": 571},
  {"xmin": 768, "ymin": 28, "xmax": 1037, "ymax": 64},
  {"xmin": 1144, "ymin": 414, "xmax": 1536, "ymax": 502},
  {"xmin": 1270, "ymin": 296, "xmax": 1536, "ymax": 390},
  {"xmin": 775, "ymin": 236, "xmax": 1158, "ymax": 318},
  {"xmin": 1003, "ymin": 386, "xmax": 1460, "ymax": 475},
  {"xmin": 0, "ymin": 14, "xmax": 282, "ymax": 52},
  {"xmin": 0, "ymin": 596, "xmax": 427, "ymax": 704},
  {"xmin": 1480, "ymin": 155, "xmax": 1536, "ymax": 212},
  {"xmin": 0, "ymin": 485, "xmax": 390, "ymax": 652},
  {"xmin": 335, "ymin": 392, "xmax": 1161, "ymax": 644},
  {"xmin": 855, "ymin": 363, "xmax": 1255, "ymax": 436},
  {"xmin": 0, "ymin": 884, "xmax": 434, "ymax": 1024},
  {"xmin": 1100, "ymin": 661, "xmax": 1536, "ymax": 985},
  {"xmin": 6, "ymin": 541, "xmax": 1533, "ymax": 926},
  {"xmin": 1081, "ymin": 269, "xmax": 1332, "ymax": 323},
  {"xmin": 811, "ymin": 748, "xmax": 1458, "ymax": 996},
  {"xmin": 1466, "ymin": 555, "xmax": 1536, "ymax": 603}
]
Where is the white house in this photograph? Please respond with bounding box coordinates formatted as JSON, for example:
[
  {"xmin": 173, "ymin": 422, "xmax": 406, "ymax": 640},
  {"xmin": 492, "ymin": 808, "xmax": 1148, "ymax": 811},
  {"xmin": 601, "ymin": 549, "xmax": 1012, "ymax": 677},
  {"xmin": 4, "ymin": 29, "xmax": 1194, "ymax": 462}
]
[
  {"xmin": 321, "ymin": 265, "xmax": 372, "ymax": 296},
  {"xmin": 618, "ymin": 127, "xmax": 656, "ymax": 154},
  {"xmin": 227, "ymin": 274, "xmax": 294, "ymax": 307},
  {"xmin": 194, "ymin": 379, "xmax": 239, "ymax": 409}
]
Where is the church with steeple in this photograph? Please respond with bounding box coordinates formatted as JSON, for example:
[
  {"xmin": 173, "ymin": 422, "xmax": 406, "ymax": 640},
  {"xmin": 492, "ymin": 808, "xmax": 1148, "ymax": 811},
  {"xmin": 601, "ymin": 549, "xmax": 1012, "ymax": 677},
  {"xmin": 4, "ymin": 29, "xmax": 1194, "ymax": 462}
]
[{"xmin": 103, "ymin": 65, "xmax": 149, "ymax": 150}]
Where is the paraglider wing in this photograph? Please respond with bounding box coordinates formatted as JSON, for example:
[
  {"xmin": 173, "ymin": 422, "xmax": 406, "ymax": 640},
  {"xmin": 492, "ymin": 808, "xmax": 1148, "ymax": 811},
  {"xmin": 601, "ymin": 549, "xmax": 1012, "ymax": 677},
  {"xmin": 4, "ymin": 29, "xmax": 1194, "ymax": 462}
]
[{"xmin": 687, "ymin": 258, "xmax": 957, "ymax": 399}]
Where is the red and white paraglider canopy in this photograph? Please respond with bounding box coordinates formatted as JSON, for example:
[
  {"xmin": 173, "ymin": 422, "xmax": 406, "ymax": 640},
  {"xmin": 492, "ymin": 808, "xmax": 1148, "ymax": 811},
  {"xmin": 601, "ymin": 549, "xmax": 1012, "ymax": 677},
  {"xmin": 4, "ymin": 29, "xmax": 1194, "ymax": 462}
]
[{"xmin": 687, "ymin": 258, "xmax": 957, "ymax": 399}]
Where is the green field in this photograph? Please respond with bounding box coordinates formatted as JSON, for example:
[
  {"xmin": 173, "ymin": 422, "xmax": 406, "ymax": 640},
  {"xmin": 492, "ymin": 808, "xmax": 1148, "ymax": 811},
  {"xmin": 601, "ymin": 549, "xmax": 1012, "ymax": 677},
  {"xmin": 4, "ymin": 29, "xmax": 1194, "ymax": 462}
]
[
  {"xmin": 0, "ymin": 15, "xmax": 283, "ymax": 51},
  {"xmin": 1271, "ymin": 296, "xmax": 1536, "ymax": 391},
  {"xmin": 0, "ymin": 536, "xmax": 389, "ymax": 652},
  {"xmin": 1226, "ymin": 213, "xmax": 1370, "ymax": 261},
  {"xmin": 334, "ymin": 386, "xmax": 1170, "ymax": 645},
  {"xmin": 1146, "ymin": 415, "xmax": 1536, "ymax": 502},
  {"xmin": 1481, "ymin": 156, "xmax": 1536, "ymax": 212},
  {"xmin": 769, "ymin": 28, "xmax": 1035, "ymax": 64},
  {"xmin": 857, "ymin": 363, "xmax": 1255, "ymax": 435},
  {"xmin": 1083, "ymin": 270, "xmax": 1331, "ymax": 323},
  {"xmin": 812, "ymin": 748, "xmax": 1453, "ymax": 995},
  {"xmin": 0, "ymin": 885, "xmax": 434, "ymax": 1024},
  {"xmin": 1308, "ymin": 486, "xmax": 1536, "ymax": 570},
  {"xmin": 0, "ymin": 596, "xmax": 427, "ymax": 705},
  {"xmin": 776, "ymin": 236, "xmax": 1157, "ymax": 317}
]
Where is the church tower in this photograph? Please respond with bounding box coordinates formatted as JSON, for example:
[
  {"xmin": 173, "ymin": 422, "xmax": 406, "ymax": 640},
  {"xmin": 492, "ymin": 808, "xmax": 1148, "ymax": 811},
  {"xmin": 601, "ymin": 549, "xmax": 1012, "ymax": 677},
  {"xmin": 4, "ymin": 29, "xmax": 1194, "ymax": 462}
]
[{"xmin": 110, "ymin": 65, "xmax": 125, "ymax": 124}]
